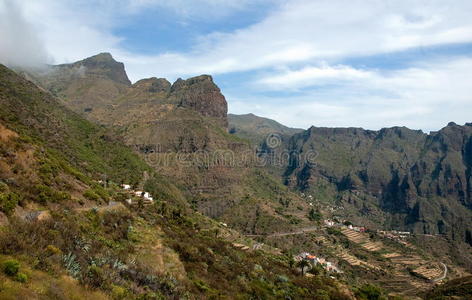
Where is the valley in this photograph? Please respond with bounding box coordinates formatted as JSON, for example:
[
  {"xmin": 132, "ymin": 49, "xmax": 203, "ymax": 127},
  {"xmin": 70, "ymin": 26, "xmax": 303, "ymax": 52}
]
[{"xmin": 0, "ymin": 52, "xmax": 471, "ymax": 299}]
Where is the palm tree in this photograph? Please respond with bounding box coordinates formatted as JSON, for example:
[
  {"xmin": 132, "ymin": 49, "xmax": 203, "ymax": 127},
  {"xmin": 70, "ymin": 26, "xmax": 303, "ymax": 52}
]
[{"xmin": 296, "ymin": 259, "xmax": 311, "ymax": 276}]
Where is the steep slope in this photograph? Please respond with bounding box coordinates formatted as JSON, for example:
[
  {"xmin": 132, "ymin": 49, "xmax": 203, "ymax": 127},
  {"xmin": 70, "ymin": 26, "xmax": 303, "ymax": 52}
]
[
  {"xmin": 284, "ymin": 124, "xmax": 472, "ymax": 247},
  {"xmin": 27, "ymin": 54, "xmax": 320, "ymax": 238},
  {"xmin": 228, "ymin": 113, "xmax": 303, "ymax": 146},
  {"xmin": 0, "ymin": 64, "xmax": 353, "ymax": 299},
  {"xmin": 26, "ymin": 53, "xmax": 131, "ymax": 124}
]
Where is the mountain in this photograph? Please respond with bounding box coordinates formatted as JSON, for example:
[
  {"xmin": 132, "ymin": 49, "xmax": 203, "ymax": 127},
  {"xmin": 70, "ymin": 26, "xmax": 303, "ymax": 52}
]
[
  {"xmin": 0, "ymin": 64, "xmax": 353, "ymax": 299},
  {"xmin": 16, "ymin": 53, "xmax": 472, "ymax": 297},
  {"xmin": 23, "ymin": 53, "xmax": 320, "ymax": 237},
  {"xmin": 283, "ymin": 124, "xmax": 472, "ymax": 248},
  {"xmin": 228, "ymin": 113, "xmax": 303, "ymax": 145}
]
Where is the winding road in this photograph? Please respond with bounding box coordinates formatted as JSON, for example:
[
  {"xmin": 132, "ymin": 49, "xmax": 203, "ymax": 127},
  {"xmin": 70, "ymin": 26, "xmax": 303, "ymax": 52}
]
[
  {"xmin": 245, "ymin": 226, "xmax": 319, "ymax": 238},
  {"xmin": 433, "ymin": 263, "xmax": 448, "ymax": 282}
]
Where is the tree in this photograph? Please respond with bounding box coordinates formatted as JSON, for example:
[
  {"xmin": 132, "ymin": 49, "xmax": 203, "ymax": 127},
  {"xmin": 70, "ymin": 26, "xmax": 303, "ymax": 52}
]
[
  {"xmin": 296, "ymin": 259, "xmax": 311, "ymax": 276},
  {"xmin": 308, "ymin": 208, "xmax": 322, "ymax": 222},
  {"xmin": 355, "ymin": 284, "xmax": 386, "ymax": 300}
]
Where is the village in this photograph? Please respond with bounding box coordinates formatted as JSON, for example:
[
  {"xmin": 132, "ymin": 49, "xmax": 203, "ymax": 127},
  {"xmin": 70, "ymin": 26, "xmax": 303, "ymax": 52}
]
[
  {"xmin": 120, "ymin": 184, "xmax": 155, "ymax": 206},
  {"xmin": 294, "ymin": 251, "xmax": 342, "ymax": 275}
]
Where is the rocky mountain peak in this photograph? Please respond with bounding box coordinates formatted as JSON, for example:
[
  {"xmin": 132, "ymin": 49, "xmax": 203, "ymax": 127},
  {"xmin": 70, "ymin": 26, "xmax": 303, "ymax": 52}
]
[
  {"xmin": 83, "ymin": 52, "xmax": 115, "ymax": 63},
  {"xmin": 170, "ymin": 75, "xmax": 228, "ymax": 128},
  {"xmin": 65, "ymin": 52, "xmax": 131, "ymax": 85},
  {"xmin": 133, "ymin": 77, "xmax": 171, "ymax": 93}
]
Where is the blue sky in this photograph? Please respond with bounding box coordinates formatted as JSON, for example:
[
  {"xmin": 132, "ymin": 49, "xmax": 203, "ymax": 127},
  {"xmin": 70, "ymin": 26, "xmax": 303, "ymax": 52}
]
[{"xmin": 1, "ymin": 0, "xmax": 472, "ymax": 131}]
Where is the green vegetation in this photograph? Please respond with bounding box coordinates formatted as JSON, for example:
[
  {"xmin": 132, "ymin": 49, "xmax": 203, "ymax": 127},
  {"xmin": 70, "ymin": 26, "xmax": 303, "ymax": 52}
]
[
  {"xmin": 15, "ymin": 272, "xmax": 28, "ymax": 283},
  {"xmin": 0, "ymin": 64, "xmax": 150, "ymax": 189},
  {"xmin": 308, "ymin": 208, "xmax": 322, "ymax": 222},
  {"xmin": 0, "ymin": 192, "xmax": 20, "ymax": 215},
  {"xmin": 2, "ymin": 259, "xmax": 20, "ymax": 276},
  {"xmin": 36, "ymin": 184, "xmax": 71, "ymax": 204},
  {"xmin": 354, "ymin": 284, "xmax": 387, "ymax": 300}
]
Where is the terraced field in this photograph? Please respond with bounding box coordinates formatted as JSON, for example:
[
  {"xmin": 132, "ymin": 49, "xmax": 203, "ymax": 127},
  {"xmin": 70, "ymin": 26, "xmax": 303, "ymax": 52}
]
[
  {"xmin": 339, "ymin": 227, "xmax": 446, "ymax": 297},
  {"xmin": 338, "ymin": 252, "xmax": 379, "ymax": 270},
  {"xmin": 341, "ymin": 228, "xmax": 385, "ymax": 252},
  {"xmin": 413, "ymin": 264, "xmax": 445, "ymax": 281}
]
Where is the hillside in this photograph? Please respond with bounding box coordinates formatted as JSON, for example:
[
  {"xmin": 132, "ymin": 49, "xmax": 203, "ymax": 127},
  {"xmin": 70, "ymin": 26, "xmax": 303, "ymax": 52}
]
[
  {"xmin": 228, "ymin": 113, "xmax": 303, "ymax": 146},
  {"xmin": 17, "ymin": 53, "xmax": 472, "ymax": 298},
  {"xmin": 25, "ymin": 53, "xmax": 323, "ymax": 238},
  {"xmin": 0, "ymin": 64, "xmax": 355, "ymax": 299}
]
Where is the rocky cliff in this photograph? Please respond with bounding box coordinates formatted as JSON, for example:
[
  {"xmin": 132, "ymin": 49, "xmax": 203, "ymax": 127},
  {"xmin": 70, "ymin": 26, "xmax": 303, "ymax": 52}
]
[
  {"xmin": 283, "ymin": 123, "xmax": 472, "ymax": 245},
  {"xmin": 170, "ymin": 75, "xmax": 228, "ymax": 128}
]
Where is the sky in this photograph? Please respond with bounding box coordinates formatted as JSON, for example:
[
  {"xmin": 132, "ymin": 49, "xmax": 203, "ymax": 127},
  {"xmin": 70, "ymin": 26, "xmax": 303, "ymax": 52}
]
[{"xmin": 1, "ymin": 0, "xmax": 472, "ymax": 132}]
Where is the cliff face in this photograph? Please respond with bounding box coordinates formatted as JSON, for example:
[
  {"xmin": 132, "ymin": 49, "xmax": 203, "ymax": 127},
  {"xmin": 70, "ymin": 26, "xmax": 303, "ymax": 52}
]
[
  {"xmin": 67, "ymin": 52, "xmax": 132, "ymax": 85},
  {"xmin": 284, "ymin": 123, "xmax": 472, "ymax": 245},
  {"xmin": 228, "ymin": 113, "xmax": 303, "ymax": 145},
  {"xmin": 170, "ymin": 75, "xmax": 228, "ymax": 128}
]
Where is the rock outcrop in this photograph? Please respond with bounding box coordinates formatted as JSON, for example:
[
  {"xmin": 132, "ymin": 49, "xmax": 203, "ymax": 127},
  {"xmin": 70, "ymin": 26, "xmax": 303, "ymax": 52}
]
[
  {"xmin": 170, "ymin": 75, "xmax": 228, "ymax": 128},
  {"xmin": 60, "ymin": 52, "xmax": 131, "ymax": 85}
]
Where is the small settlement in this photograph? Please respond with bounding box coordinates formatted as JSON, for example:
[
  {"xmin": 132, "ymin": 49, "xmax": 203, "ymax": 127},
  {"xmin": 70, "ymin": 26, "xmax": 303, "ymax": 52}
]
[
  {"xmin": 293, "ymin": 214, "xmax": 413, "ymax": 276},
  {"xmin": 121, "ymin": 184, "xmax": 155, "ymax": 206},
  {"xmin": 294, "ymin": 252, "xmax": 342, "ymax": 274}
]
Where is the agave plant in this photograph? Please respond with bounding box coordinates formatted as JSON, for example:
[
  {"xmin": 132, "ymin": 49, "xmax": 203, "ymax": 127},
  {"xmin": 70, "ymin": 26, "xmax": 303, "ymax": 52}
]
[{"xmin": 63, "ymin": 252, "xmax": 81, "ymax": 279}]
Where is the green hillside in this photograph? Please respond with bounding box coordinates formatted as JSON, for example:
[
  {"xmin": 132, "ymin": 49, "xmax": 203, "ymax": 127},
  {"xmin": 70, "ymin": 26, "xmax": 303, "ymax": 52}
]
[{"xmin": 0, "ymin": 64, "xmax": 354, "ymax": 299}]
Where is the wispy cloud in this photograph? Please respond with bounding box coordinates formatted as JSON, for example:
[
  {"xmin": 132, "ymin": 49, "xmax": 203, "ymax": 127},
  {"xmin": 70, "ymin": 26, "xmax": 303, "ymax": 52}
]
[
  {"xmin": 231, "ymin": 57, "xmax": 472, "ymax": 131},
  {"xmin": 256, "ymin": 64, "xmax": 374, "ymax": 90}
]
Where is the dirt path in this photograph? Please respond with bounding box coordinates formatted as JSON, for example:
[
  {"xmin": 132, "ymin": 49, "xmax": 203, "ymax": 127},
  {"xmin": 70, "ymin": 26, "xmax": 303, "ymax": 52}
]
[
  {"xmin": 433, "ymin": 263, "xmax": 447, "ymax": 282},
  {"xmin": 245, "ymin": 226, "xmax": 318, "ymax": 238}
]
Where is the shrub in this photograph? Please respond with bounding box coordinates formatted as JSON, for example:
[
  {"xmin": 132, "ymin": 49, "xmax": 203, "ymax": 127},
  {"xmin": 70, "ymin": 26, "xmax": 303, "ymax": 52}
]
[
  {"xmin": 46, "ymin": 244, "xmax": 62, "ymax": 256},
  {"xmin": 0, "ymin": 192, "xmax": 19, "ymax": 215},
  {"xmin": 2, "ymin": 259, "xmax": 20, "ymax": 276},
  {"xmin": 0, "ymin": 182, "xmax": 8, "ymax": 192},
  {"xmin": 35, "ymin": 185, "xmax": 70, "ymax": 204},
  {"xmin": 83, "ymin": 189, "xmax": 100, "ymax": 202},
  {"xmin": 111, "ymin": 284, "xmax": 127, "ymax": 299},
  {"xmin": 15, "ymin": 272, "xmax": 28, "ymax": 283},
  {"xmin": 308, "ymin": 208, "xmax": 322, "ymax": 222},
  {"xmin": 355, "ymin": 284, "xmax": 386, "ymax": 300},
  {"xmin": 326, "ymin": 227, "xmax": 342, "ymax": 236},
  {"xmin": 85, "ymin": 265, "xmax": 105, "ymax": 288}
]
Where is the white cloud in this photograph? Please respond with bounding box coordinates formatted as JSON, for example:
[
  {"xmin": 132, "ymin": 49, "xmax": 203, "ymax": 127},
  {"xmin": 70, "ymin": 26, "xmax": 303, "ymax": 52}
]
[
  {"xmin": 257, "ymin": 64, "xmax": 373, "ymax": 89},
  {"xmin": 0, "ymin": 0, "xmax": 49, "ymax": 67},
  {"xmin": 8, "ymin": 0, "xmax": 472, "ymax": 80},
  {"xmin": 117, "ymin": 0, "xmax": 472, "ymax": 80},
  {"xmin": 230, "ymin": 57, "xmax": 472, "ymax": 131},
  {"xmin": 123, "ymin": 0, "xmax": 265, "ymax": 18}
]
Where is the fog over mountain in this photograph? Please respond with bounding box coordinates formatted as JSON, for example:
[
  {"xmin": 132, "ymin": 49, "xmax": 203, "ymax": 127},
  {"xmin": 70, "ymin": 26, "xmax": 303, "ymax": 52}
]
[{"xmin": 0, "ymin": 0, "xmax": 49, "ymax": 68}]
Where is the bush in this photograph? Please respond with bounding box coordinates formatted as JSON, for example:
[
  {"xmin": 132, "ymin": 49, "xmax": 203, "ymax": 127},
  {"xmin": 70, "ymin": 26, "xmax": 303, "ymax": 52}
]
[
  {"xmin": 85, "ymin": 265, "xmax": 105, "ymax": 288},
  {"xmin": 111, "ymin": 284, "xmax": 127, "ymax": 299},
  {"xmin": 326, "ymin": 227, "xmax": 342, "ymax": 236},
  {"xmin": 2, "ymin": 259, "xmax": 20, "ymax": 276},
  {"xmin": 35, "ymin": 185, "xmax": 70, "ymax": 204},
  {"xmin": 308, "ymin": 208, "xmax": 322, "ymax": 222},
  {"xmin": 46, "ymin": 244, "xmax": 62, "ymax": 256},
  {"xmin": 355, "ymin": 284, "xmax": 386, "ymax": 300},
  {"xmin": 0, "ymin": 182, "xmax": 8, "ymax": 192},
  {"xmin": 15, "ymin": 272, "xmax": 28, "ymax": 283},
  {"xmin": 83, "ymin": 189, "xmax": 100, "ymax": 202},
  {"xmin": 0, "ymin": 192, "xmax": 19, "ymax": 215}
]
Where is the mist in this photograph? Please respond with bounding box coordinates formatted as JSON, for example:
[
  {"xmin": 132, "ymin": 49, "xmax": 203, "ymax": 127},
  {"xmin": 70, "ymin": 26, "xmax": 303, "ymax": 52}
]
[{"xmin": 0, "ymin": 0, "xmax": 49, "ymax": 68}]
